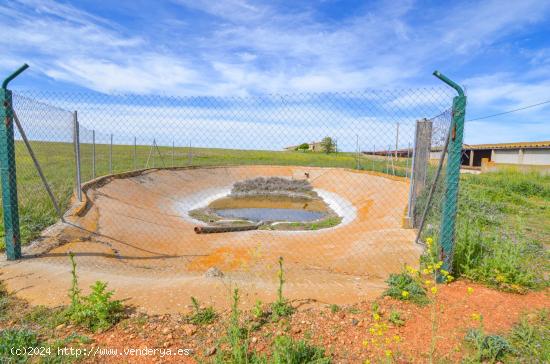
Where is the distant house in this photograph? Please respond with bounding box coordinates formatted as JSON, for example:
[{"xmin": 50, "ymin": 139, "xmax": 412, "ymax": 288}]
[{"xmin": 284, "ymin": 141, "xmax": 323, "ymax": 152}]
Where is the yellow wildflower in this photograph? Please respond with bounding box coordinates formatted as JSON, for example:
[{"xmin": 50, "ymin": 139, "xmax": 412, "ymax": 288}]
[
  {"xmin": 401, "ymin": 290, "xmax": 410, "ymax": 298},
  {"xmin": 385, "ymin": 350, "xmax": 393, "ymax": 358},
  {"xmin": 446, "ymin": 275, "xmax": 454, "ymax": 282},
  {"xmin": 362, "ymin": 340, "xmax": 369, "ymax": 347},
  {"xmin": 471, "ymin": 313, "xmax": 481, "ymax": 321},
  {"xmin": 467, "ymin": 287, "xmax": 474, "ymax": 295},
  {"xmin": 424, "ymin": 279, "xmax": 432, "ymax": 286},
  {"xmin": 431, "ymin": 286, "xmax": 438, "ymax": 294},
  {"xmin": 426, "ymin": 237, "xmax": 433, "ymax": 245},
  {"xmin": 393, "ymin": 335, "xmax": 401, "ymax": 342}
]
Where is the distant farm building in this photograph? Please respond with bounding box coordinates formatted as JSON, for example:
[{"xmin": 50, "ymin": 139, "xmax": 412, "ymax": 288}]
[
  {"xmin": 284, "ymin": 141, "xmax": 323, "ymax": 152},
  {"xmin": 429, "ymin": 141, "xmax": 550, "ymax": 171}
]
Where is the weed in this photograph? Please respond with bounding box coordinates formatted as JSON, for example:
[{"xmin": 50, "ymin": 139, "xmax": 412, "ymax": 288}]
[
  {"xmin": 384, "ymin": 272, "xmax": 428, "ymax": 305},
  {"xmin": 271, "ymin": 257, "xmax": 294, "ymax": 321},
  {"xmin": 465, "ymin": 323, "xmax": 512, "ymax": 363},
  {"xmin": 252, "ymin": 300, "xmax": 264, "ymax": 319},
  {"xmin": 329, "ymin": 304, "xmax": 340, "ymax": 314},
  {"xmin": 270, "ymin": 335, "xmax": 331, "ymax": 363},
  {"xmin": 22, "ymin": 306, "xmax": 67, "ymax": 329},
  {"xmin": 418, "ymin": 170, "xmax": 549, "ymax": 292},
  {"xmin": 66, "ymin": 254, "xmax": 124, "ymax": 332},
  {"xmin": 0, "ymin": 282, "xmax": 8, "ymax": 319},
  {"xmin": 0, "ymin": 328, "xmax": 41, "ymax": 363},
  {"xmin": 213, "ymin": 288, "xmax": 264, "ymax": 364},
  {"xmin": 508, "ymin": 309, "xmax": 549, "ymax": 362},
  {"xmin": 389, "ymin": 310, "xmax": 404, "ymax": 326},
  {"xmin": 188, "ymin": 296, "xmax": 217, "ymax": 325}
]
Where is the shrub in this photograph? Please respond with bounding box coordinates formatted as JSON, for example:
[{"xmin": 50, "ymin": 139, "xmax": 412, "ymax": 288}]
[
  {"xmin": 66, "ymin": 254, "xmax": 124, "ymax": 332},
  {"xmin": 465, "ymin": 328, "xmax": 512, "ymax": 362},
  {"xmin": 384, "ymin": 272, "xmax": 428, "ymax": 305},
  {"xmin": 295, "ymin": 143, "xmax": 310, "ymax": 152},
  {"xmin": 68, "ymin": 281, "xmax": 124, "ymax": 332}
]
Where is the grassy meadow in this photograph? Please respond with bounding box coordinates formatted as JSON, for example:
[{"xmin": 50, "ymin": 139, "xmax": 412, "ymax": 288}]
[
  {"xmin": 1, "ymin": 140, "xmax": 406, "ymax": 249},
  {"xmin": 421, "ymin": 169, "xmax": 550, "ymax": 292}
]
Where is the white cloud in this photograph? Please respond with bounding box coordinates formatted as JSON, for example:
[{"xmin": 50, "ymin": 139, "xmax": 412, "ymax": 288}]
[{"xmin": 3, "ymin": 0, "xmax": 550, "ymax": 143}]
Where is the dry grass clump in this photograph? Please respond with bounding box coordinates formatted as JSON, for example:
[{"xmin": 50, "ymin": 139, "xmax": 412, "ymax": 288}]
[{"xmin": 231, "ymin": 177, "xmax": 315, "ymax": 198}]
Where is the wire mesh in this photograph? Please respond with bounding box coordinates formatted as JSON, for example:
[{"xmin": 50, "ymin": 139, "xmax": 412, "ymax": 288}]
[
  {"xmin": 4, "ymin": 88, "xmax": 458, "ymax": 306},
  {"xmin": 6, "ymin": 94, "xmax": 73, "ymax": 245}
]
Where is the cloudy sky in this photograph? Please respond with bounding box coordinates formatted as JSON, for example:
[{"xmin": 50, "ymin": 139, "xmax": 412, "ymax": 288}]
[{"xmin": 1, "ymin": 0, "xmax": 550, "ymax": 145}]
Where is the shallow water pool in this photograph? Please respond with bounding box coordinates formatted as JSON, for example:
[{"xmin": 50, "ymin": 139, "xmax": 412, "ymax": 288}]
[{"xmin": 215, "ymin": 208, "xmax": 325, "ymax": 222}]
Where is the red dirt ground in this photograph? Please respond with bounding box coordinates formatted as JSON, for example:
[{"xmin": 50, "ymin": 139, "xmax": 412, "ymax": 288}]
[{"xmin": 2, "ymin": 280, "xmax": 542, "ymax": 363}]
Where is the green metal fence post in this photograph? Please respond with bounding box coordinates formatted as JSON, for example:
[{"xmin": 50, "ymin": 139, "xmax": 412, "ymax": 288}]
[
  {"xmin": 1, "ymin": 64, "xmax": 28, "ymax": 260},
  {"xmin": 433, "ymin": 70, "xmax": 466, "ymax": 277}
]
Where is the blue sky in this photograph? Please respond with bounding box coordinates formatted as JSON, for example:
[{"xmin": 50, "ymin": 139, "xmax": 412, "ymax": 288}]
[{"xmin": 1, "ymin": 0, "xmax": 550, "ymax": 145}]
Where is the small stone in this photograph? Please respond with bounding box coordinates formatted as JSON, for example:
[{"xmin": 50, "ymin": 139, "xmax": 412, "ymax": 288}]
[
  {"xmin": 162, "ymin": 327, "xmax": 170, "ymax": 335},
  {"xmin": 182, "ymin": 324, "xmax": 197, "ymax": 336},
  {"xmin": 204, "ymin": 347, "xmax": 217, "ymax": 357},
  {"xmin": 338, "ymin": 312, "xmax": 346, "ymax": 319},
  {"xmin": 163, "ymin": 341, "xmax": 171, "ymax": 348},
  {"xmin": 251, "ymin": 337, "xmax": 258, "ymax": 343},
  {"xmin": 351, "ymin": 318, "xmax": 359, "ymax": 326},
  {"xmin": 166, "ymin": 334, "xmax": 173, "ymax": 340},
  {"xmin": 205, "ymin": 267, "xmax": 224, "ymax": 278},
  {"xmin": 55, "ymin": 324, "xmax": 65, "ymax": 330},
  {"xmin": 292, "ymin": 327, "xmax": 301, "ymax": 334}
]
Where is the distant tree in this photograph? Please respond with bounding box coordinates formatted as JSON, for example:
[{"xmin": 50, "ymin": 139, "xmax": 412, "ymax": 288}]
[
  {"xmin": 320, "ymin": 137, "xmax": 336, "ymax": 154},
  {"xmin": 295, "ymin": 143, "xmax": 310, "ymax": 152}
]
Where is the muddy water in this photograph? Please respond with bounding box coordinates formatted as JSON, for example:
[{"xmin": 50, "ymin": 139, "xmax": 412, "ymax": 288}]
[
  {"xmin": 208, "ymin": 195, "xmax": 330, "ymax": 222},
  {"xmin": 208, "ymin": 195, "xmax": 329, "ymax": 211},
  {"xmin": 216, "ymin": 208, "xmax": 324, "ymax": 222}
]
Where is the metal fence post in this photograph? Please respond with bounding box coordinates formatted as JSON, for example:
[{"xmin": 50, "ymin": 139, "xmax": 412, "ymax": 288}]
[
  {"xmin": 133, "ymin": 136, "xmax": 137, "ymax": 170},
  {"xmin": 372, "ymin": 144, "xmax": 375, "ymax": 171},
  {"xmin": 433, "ymin": 70, "xmax": 467, "ymax": 276},
  {"xmin": 72, "ymin": 111, "xmax": 82, "ymax": 202},
  {"xmin": 172, "ymin": 141, "xmax": 175, "ymax": 167},
  {"xmin": 0, "ymin": 64, "xmax": 27, "ymax": 260},
  {"xmin": 92, "ymin": 130, "xmax": 96, "ymax": 179},
  {"xmin": 152, "ymin": 139, "xmax": 156, "ymax": 168},
  {"xmin": 109, "ymin": 133, "xmax": 113, "ymax": 174}
]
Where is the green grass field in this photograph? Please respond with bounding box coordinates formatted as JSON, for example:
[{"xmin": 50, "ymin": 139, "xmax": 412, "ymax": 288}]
[{"xmin": 1, "ymin": 140, "xmax": 407, "ymax": 249}]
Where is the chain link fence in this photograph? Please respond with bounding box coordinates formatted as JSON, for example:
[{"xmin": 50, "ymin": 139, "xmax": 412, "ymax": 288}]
[{"xmin": 2, "ymin": 85, "xmax": 462, "ymax": 305}]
